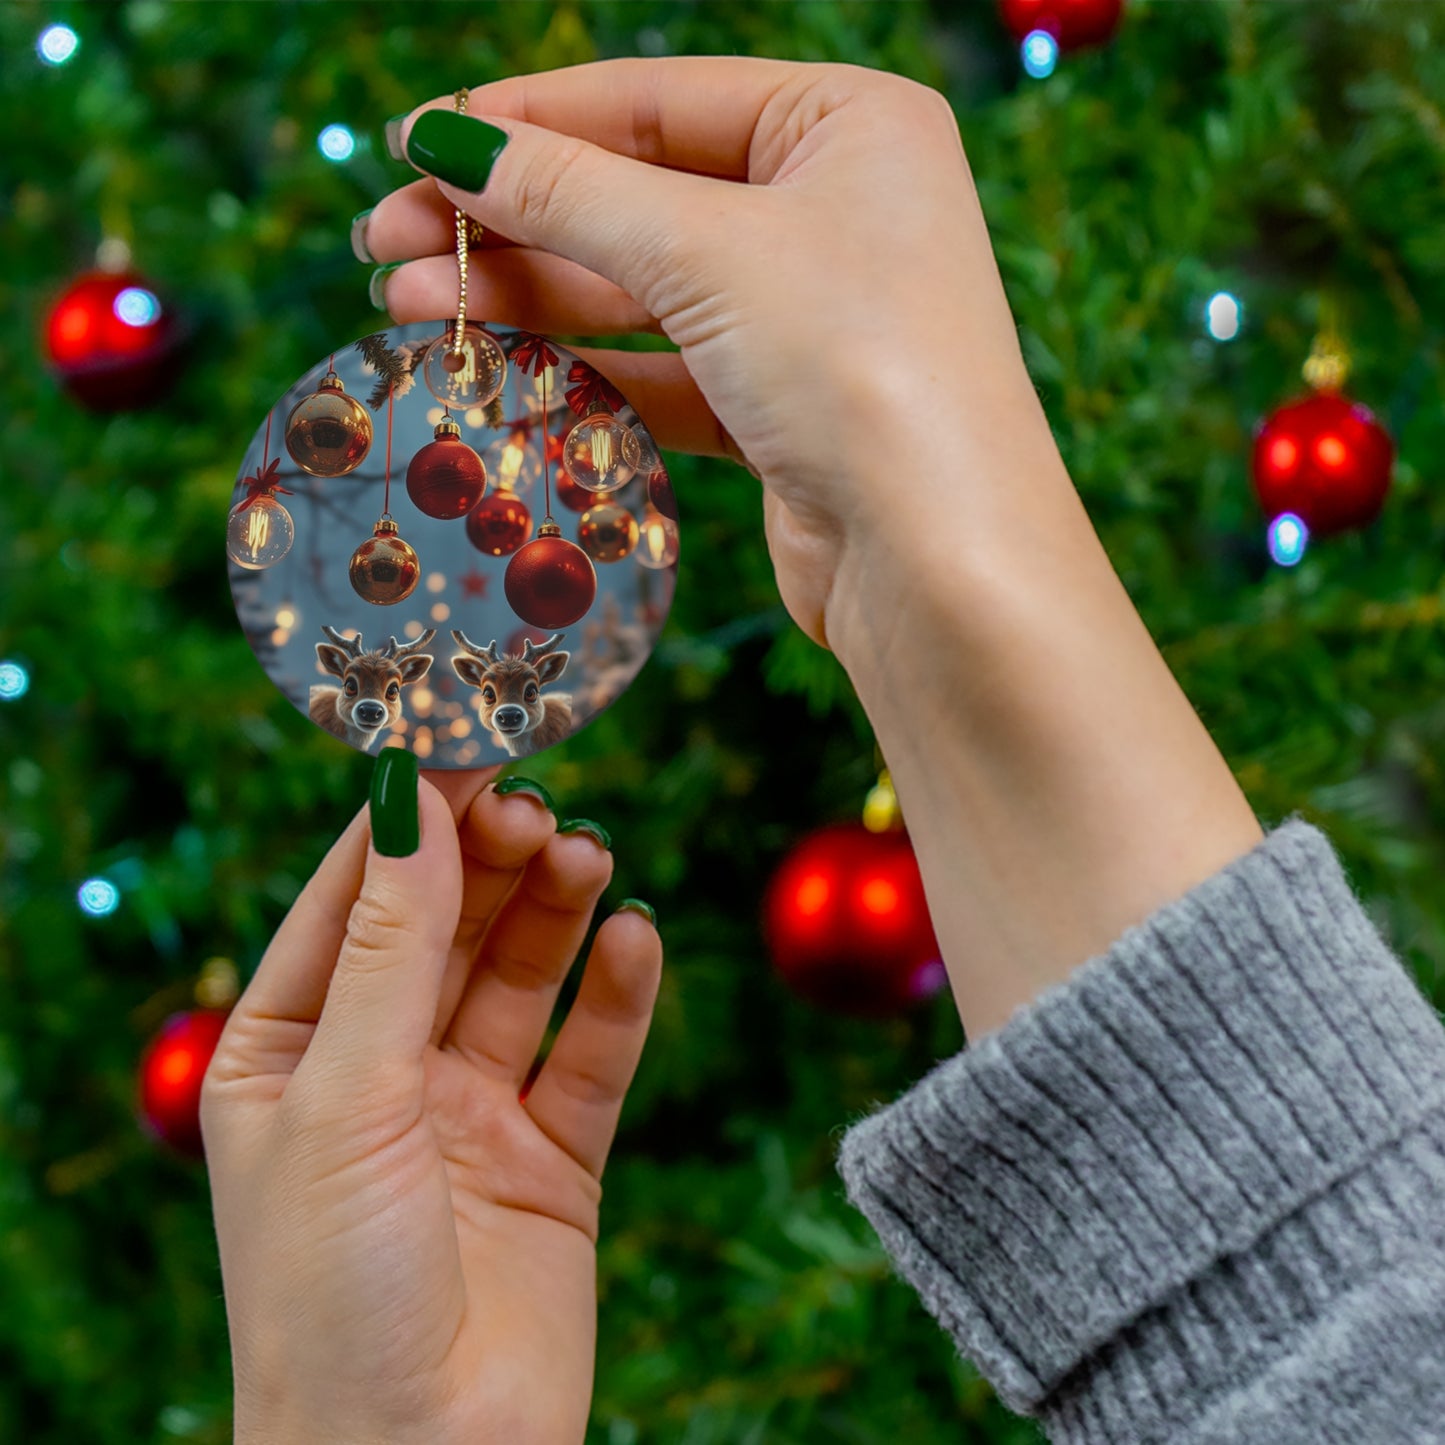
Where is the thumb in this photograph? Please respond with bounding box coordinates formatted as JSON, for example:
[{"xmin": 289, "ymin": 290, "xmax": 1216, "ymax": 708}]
[
  {"xmin": 398, "ymin": 106, "xmax": 748, "ymax": 318},
  {"xmin": 303, "ymin": 748, "xmax": 462, "ymax": 1088}
]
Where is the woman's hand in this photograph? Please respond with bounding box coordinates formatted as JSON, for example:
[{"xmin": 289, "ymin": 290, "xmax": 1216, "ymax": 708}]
[
  {"xmin": 201, "ymin": 755, "xmax": 661, "ymax": 1445},
  {"xmin": 362, "ymin": 56, "xmax": 1058, "ymax": 656},
  {"xmin": 363, "ymin": 59, "xmax": 1262, "ymax": 1041}
]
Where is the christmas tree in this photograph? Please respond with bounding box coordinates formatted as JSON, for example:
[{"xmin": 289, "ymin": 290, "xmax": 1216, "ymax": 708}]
[{"xmin": 2, "ymin": 3, "xmax": 1442, "ymax": 1442}]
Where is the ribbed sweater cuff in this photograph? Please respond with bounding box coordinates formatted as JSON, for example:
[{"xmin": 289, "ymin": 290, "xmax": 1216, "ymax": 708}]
[{"xmin": 835, "ymin": 818, "xmax": 1445, "ymax": 1432}]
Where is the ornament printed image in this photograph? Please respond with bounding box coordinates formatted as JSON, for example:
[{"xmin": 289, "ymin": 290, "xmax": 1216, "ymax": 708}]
[{"xmin": 228, "ymin": 322, "xmax": 678, "ymax": 767}]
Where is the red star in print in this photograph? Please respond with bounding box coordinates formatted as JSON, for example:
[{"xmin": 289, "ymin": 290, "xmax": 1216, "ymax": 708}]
[{"xmin": 459, "ymin": 567, "xmax": 489, "ymax": 598}]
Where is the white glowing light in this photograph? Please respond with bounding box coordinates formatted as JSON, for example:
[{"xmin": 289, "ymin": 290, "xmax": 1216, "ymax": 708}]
[
  {"xmin": 0, "ymin": 661, "xmax": 30, "ymax": 700},
  {"xmin": 38, "ymin": 24, "xmax": 79, "ymax": 65},
  {"xmin": 318, "ymin": 124, "xmax": 356, "ymax": 162},
  {"xmin": 1267, "ymin": 512, "xmax": 1308, "ymax": 567},
  {"xmin": 78, "ymin": 877, "xmax": 120, "ymax": 917},
  {"xmin": 1205, "ymin": 291, "xmax": 1242, "ymax": 342},
  {"xmin": 1021, "ymin": 30, "xmax": 1058, "ymax": 79},
  {"xmin": 114, "ymin": 287, "xmax": 161, "ymax": 327}
]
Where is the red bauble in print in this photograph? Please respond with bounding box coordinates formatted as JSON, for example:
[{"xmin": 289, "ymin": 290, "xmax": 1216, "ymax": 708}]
[
  {"xmin": 137, "ymin": 1009, "xmax": 230, "ymax": 1157},
  {"xmin": 997, "ymin": 0, "xmax": 1124, "ymax": 49},
  {"xmin": 406, "ymin": 418, "xmax": 488, "ymax": 519},
  {"xmin": 466, "ymin": 489, "xmax": 532, "ymax": 557},
  {"xmin": 504, "ymin": 524, "xmax": 598, "ymax": 629},
  {"xmin": 762, "ymin": 822, "xmax": 945, "ymax": 1018},
  {"xmin": 1251, "ymin": 392, "xmax": 1394, "ymax": 537}
]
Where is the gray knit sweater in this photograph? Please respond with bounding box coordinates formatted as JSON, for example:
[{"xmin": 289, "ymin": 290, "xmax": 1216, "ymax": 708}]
[{"xmin": 835, "ymin": 819, "xmax": 1445, "ymax": 1443}]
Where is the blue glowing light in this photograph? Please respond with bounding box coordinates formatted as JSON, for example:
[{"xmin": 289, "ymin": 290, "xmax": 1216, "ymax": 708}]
[
  {"xmin": 1267, "ymin": 512, "xmax": 1309, "ymax": 567},
  {"xmin": 78, "ymin": 878, "xmax": 121, "ymax": 917},
  {"xmin": 0, "ymin": 661, "xmax": 29, "ymax": 700},
  {"xmin": 37, "ymin": 24, "xmax": 79, "ymax": 66},
  {"xmin": 1021, "ymin": 30, "xmax": 1059, "ymax": 79},
  {"xmin": 1205, "ymin": 291, "xmax": 1242, "ymax": 341},
  {"xmin": 114, "ymin": 287, "xmax": 161, "ymax": 327},
  {"xmin": 318, "ymin": 124, "xmax": 356, "ymax": 162}
]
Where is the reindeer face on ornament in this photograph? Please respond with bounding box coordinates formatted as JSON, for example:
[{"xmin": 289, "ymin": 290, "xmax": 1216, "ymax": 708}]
[
  {"xmin": 309, "ymin": 626, "xmax": 436, "ymax": 752},
  {"xmin": 451, "ymin": 629, "xmax": 572, "ymax": 759}
]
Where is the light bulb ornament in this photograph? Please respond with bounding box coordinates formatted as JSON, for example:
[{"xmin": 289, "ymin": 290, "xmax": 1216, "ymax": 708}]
[{"xmin": 227, "ymin": 409, "xmax": 295, "ymax": 570}]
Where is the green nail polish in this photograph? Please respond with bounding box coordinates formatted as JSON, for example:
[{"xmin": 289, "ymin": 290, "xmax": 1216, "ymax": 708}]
[
  {"xmin": 493, "ymin": 775, "xmax": 556, "ymax": 813},
  {"xmin": 558, "ymin": 818, "xmax": 612, "ymax": 850},
  {"xmin": 370, "ymin": 746, "xmax": 419, "ymax": 857},
  {"xmin": 369, "ymin": 262, "xmax": 403, "ymax": 311},
  {"xmin": 350, "ymin": 208, "xmax": 375, "ymax": 264},
  {"xmin": 405, "ymin": 110, "xmax": 510, "ymax": 192},
  {"xmin": 384, "ymin": 113, "xmax": 409, "ymax": 162},
  {"xmin": 616, "ymin": 898, "xmax": 656, "ymax": 927}
]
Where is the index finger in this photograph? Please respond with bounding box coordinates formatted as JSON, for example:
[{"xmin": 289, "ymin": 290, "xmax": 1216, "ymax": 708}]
[{"xmin": 395, "ymin": 54, "xmax": 814, "ymax": 183}]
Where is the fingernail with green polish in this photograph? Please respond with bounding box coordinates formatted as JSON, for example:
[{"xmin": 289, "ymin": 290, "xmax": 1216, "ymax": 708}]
[
  {"xmin": 384, "ymin": 113, "xmax": 409, "ymax": 162},
  {"xmin": 350, "ymin": 208, "xmax": 375, "ymax": 264},
  {"xmin": 371, "ymin": 747, "xmax": 420, "ymax": 857},
  {"xmin": 405, "ymin": 110, "xmax": 510, "ymax": 192},
  {"xmin": 493, "ymin": 774, "xmax": 556, "ymax": 813},
  {"xmin": 369, "ymin": 262, "xmax": 403, "ymax": 311},
  {"xmin": 558, "ymin": 818, "xmax": 612, "ymax": 851},
  {"xmin": 617, "ymin": 898, "xmax": 656, "ymax": 926}
]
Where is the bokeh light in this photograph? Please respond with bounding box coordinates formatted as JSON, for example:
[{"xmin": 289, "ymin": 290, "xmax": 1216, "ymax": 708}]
[
  {"xmin": 37, "ymin": 24, "xmax": 79, "ymax": 66},
  {"xmin": 317, "ymin": 124, "xmax": 356, "ymax": 162},
  {"xmin": 1021, "ymin": 30, "xmax": 1059, "ymax": 79},
  {"xmin": 77, "ymin": 878, "xmax": 121, "ymax": 917},
  {"xmin": 114, "ymin": 287, "xmax": 161, "ymax": 327},
  {"xmin": 1267, "ymin": 512, "xmax": 1309, "ymax": 567},
  {"xmin": 0, "ymin": 660, "xmax": 29, "ymax": 700},
  {"xmin": 1205, "ymin": 291, "xmax": 1242, "ymax": 341}
]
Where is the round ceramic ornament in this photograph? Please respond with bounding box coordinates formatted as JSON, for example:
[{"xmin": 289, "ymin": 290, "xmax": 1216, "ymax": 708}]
[{"xmin": 227, "ymin": 323, "xmax": 678, "ymax": 766}]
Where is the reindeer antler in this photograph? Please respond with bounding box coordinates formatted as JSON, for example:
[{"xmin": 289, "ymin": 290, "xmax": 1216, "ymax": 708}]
[
  {"xmin": 384, "ymin": 629, "xmax": 437, "ymax": 658},
  {"xmin": 451, "ymin": 629, "xmax": 501, "ymax": 665},
  {"xmin": 520, "ymin": 631, "xmax": 566, "ymax": 663},
  {"xmin": 320, "ymin": 625, "xmax": 364, "ymax": 657}
]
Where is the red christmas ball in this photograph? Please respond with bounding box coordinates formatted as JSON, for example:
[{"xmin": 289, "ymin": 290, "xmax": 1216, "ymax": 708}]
[
  {"xmin": 137, "ymin": 1008, "xmax": 230, "ymax": 1157},
  {"xmin": 647, "ymin": 470, "xmax": 679, "ymax": 522},
  {"xmin": 762, "ymin": 822, "xmax": 946, "ymax": 1018},
  {"xmin": 551, "ymin": 465, "xmax": 597, "ymax": 513},
  {"xmin": 504, "ymin": 528, "xmax": 598, "ymax": 629},
  {"xmin": 466, "ymin": 489, "xmax": 532, "ymax": 557},
  {"xmin": 1251, "ymin": 391, "xmax": 1394, "ymax": 537},
  {"xmin": 44, "ymin": 270, "xmax": 183, "ymax": 410},
  {"xmin": 406, "ymin": 422, "xmax": 488, "ymax": 519},
  {"xmin": 998, "ymin": 0, "xmax": 1124, "ymax": 49}
]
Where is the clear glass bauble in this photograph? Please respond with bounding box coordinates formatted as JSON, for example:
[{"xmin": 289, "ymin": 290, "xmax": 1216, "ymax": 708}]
[
  {"xmin": 421, "ymin": 324, "xmax": 507, "ymax": 409},
  {"xmin": 226, "ymin": 495, "xmax": 295, "ymax": 570},
  {"xmin": 562, "ymin": 412, "xmax": 643, "ymax": 494}
]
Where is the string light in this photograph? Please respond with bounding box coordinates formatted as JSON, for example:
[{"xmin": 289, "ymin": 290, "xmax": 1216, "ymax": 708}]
[
  {"xmin": 37, "ymin": 24, "xmax": 79, "ymax": 65},
  {"xmin": 318, "ymin": 124, "xmax": 356, "ymax": 162},
  {"xmin": 1267, "ymin": 512, "xmax": 1309, "ymax": 567},
  {"xmin": 77, "ymin": 878, "xmax": 120, "ymax": 917},
  {"xmin": 1205, "ymin": 291, "xmax": 1242, "ymax": 341},
  {"xmin": 1021, "ymin": 30, "xmax": 1059, "ymax": 78},
  {"xmin": 0, "ymin": 661, "xmax": 30, "ymax": 701}
]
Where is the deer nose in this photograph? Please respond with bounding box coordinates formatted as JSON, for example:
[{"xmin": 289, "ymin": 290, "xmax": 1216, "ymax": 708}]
[
  {"xmin": 354, "ymin": 700, "xmax": 387, "ymax": 726},
  {"xmin": 493, "ymin": 705, "xmax": 526, "ymax": 730}
]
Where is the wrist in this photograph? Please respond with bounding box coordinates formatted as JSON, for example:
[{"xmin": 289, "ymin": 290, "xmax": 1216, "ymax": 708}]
[{"xmin": 825, "ymin": 432, "xmax": 1262, "ymax": 1040}]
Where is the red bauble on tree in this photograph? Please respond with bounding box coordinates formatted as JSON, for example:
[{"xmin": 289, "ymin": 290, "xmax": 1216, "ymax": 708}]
[
  {"xmin": 466, "ymin": 489, "xmax": 532, "ymax": 557},
  {"xmin": 406, "ymin": 417, "xmax": 489, "ymax": 519},
  {"xmin": 137, "ymin": 1008, "xmax": 230, "ymax": 1157},
  {"xmin": 1252, "ymin": 391, "xmax": 1394, "ymax": 537},
  {"xmin": 998, "ymin": 0, "xmax": 1123, "ymax": 48},
  {"xmin": 44, "ymin": 268, "xmax": 183, "ymax": 410},
  {"xmin": 505, "ymin": 521, "xmax": 598, "ymax": 629},
  {"xmin": 762, "ymin": 820, "xmax": 945, "ymax": 1018}
]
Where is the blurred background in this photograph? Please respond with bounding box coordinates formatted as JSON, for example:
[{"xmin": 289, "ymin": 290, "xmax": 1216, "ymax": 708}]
[{"xmin": 2, "ymin": 2, "xmax": 1443, "ymax": 1442}]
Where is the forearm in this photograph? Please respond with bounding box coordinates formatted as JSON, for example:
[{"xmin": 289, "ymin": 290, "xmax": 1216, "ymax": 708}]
[{"xmin": 825, "ymin": 396, "xmax": 1262, "ymax": 1041}]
